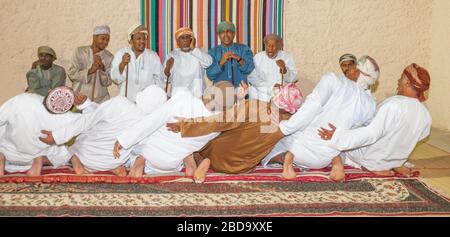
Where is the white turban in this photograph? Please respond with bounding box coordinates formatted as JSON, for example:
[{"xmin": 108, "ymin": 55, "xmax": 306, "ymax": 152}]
[
  {"xmin": 135, "ymin": 85, "xmax": 167, "ymax": 114},
  {"xmin": 93, "ymin": 25, "xmax": 110, "ymax": 36},
  {"xmin": 128, "ymin": 24, "xmax": 148, "ymax": 42},
  {"xmin": 356, "ymin": 55, "xmax": 380, "ymax": 90}
]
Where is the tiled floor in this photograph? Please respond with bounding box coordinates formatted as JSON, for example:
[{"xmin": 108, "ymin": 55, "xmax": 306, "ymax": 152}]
[{"xmin": 409, "ymin": 128, "xmax": 450, "ymax": 198}]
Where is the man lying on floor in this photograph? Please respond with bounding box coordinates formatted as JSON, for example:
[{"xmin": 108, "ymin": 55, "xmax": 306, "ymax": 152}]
[
  {"xmin": 113, "ymin": 81, "xmax": 246, "ymax": 178},
  {"xmin": 260, "ymin": 55, "xmax": 379, "ymax": 179},
  {"xmin": 38, "ymin": 85, "xmax": 166, "ymax": 176},
  {"xmin": 318, "ymin": 63, "xmax": 432, "ymax": 182},
  {"xmin": 166, "ymin": 83, "xmax": 304, "ymax": 183},
  {"xmin": 0, "ymin": 87, "xmax": 85, "ymax": 176}
]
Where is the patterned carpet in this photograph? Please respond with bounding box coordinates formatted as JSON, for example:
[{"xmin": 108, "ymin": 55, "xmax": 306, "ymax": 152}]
[{"xmin": 1, "ymin": 166, "xmax": 450, "ymax": 216}]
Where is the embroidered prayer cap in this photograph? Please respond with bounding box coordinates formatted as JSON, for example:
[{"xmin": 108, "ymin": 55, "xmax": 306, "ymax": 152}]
[
  {"xmin": 93, "ymin": 25, "xmax": 111, "ymax": 36},
  {"xmin": 44, "ymin": 86, "xmax": 75, "ymax": 114}
]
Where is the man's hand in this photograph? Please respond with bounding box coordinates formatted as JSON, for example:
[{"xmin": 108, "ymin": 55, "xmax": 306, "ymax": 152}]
[
  {"xmin": 164, "ymin": 57, "xmax": 175, "ymax": 77},
  {"xmin": 219, "ymin": 52, "xmax": 235, "ymax": 67},
  {"xmin": 39, "ymin": 130, "xmax": 55, "ymax": 145},
  {"xmin": 93, "ymin": 55, "xmax": 105, "ymax": 71},
  {"xmin": 276, "ymin": 59, "xmax": 287, "ymax": 74},
  {"xmin": 74, "ymin": 93, "xmax": 88, "ymax": 106},
  {"xmin": 119, "ymin": 53, "xmax": 131, "ymax": 74},
  {"xmin": 318, "ymin": 123, "xmax": 337, "ymax": 140},
  {"xmin": 167, "ymin": 122, "xmax": 181, "ymax": 133},
  {"xmin": 190, "ymin": 37, "xmax": 197, "ymax": 50},
  {"xmin": 121, "ymin": 53, "xmax": 131, "ymax": 65},
  {"xmin": 113, "ymin": 141, "xmax": 123, "ymax": 159},
  {"xmin": 31, "ymin": 60, "xmax": 42, "ymax": 69},
  {"xmin": 236, "ymin": 81, "xmax": 249, "ymax": 100}
]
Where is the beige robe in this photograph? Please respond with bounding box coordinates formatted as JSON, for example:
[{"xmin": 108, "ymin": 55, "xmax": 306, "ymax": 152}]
[
  {"xmin": 68, "ymin": 46, "xmax": 113, "ymax": 103},
  {"xmin": 180, "ymin": 99, "xmax": 286, "ymax": 174}
]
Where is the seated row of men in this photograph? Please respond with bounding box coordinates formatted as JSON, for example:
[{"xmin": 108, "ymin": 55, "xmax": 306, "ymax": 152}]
[
  {"xmin": 0, "ymin": 48, "xmax": 431, "ymax": 183},
  {"xmin": 25, "ymin": 22, "xmax": 294, "ymax": 106}
]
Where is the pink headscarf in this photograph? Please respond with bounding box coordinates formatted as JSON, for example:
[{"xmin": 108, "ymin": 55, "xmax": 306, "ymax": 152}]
[{"xmin": 272, "ymin": 83, "xmax": 304, "ymax": 114}]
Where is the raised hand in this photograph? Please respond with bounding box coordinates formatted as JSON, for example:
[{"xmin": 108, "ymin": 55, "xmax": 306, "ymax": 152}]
[
  {"xmin": 74, "ymin": 93, "xmax": 88, "ymax": 106},
  {"xmin": 164, "ymin": 57, "xmax": 175, "ymax": 77},
  {"xmin": 190, "ymin": 37, "xmax": 197, "ymax": 50},
  {"xmin": 276, "ymin": 59, "xmax": 287, "ymax": 74},
  {"xmin": 121, "ymin": 53, "xmax": 131, "ymax": 65}
]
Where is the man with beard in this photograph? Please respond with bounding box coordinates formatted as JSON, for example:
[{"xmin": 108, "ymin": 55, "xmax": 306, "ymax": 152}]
[
  {"xmin": 111, "ymin": 24, "xmax": 164, "ymax": 101},
  {"xmin": 163, "ymin": 27, "xmax": 212, "ymax": 98},
  {"xmin": 318, "ymin": 63, "xmax": 432, "ymax": 180},
  {"xmin": 207, "ymin": 21, "xmax": 255, "ymax": 88},
  {"xmin": 248, "ymin": 34, "xmax": 298, "ymax": 102}
]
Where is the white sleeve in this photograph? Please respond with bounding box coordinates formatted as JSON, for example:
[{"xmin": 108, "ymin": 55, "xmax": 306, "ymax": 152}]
[
  {"xmin": 52, "ymin": 103, "xmax": 105, "ymax": 145},
  {"xmin": 111, "ymin": 49, "xmax": 126, "ymax": 85},
  {"xmin": 76, "ymin": 99, "xmax": 99, "ymax": 114},
  {"xmin": 117, "ymin": 96, "xmax": 178, "ymax": 149},
  {"xmin": 190, "ymin": 48, "xmax": 213, "ymax": 68},
  {"xmin": 279, "ymin": 73, "xmax": 336, "ymax": 135},
  {"xmin": 329, "ymin": 102, "xmax": 400, "ymax": 151}
]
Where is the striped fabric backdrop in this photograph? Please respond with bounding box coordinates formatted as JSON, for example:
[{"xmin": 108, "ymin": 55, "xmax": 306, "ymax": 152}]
[{"xmin": 141, "ymin": 0, "xmax": 285, "ymax": 61}]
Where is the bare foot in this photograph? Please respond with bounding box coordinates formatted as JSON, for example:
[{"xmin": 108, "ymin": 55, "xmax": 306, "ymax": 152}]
[
  {"xmin": 183, "ymin": 155, "xmax": 197, "ymax": 177},
  {"xmin": 26, "ymin": 156, "xmax": 44, "ymax": 176},
  {"xmin": 193, "ymin": 158, "xmax": 210, "ymax": 183},
  {"xmin": 0, "ymin": 153, "xmax": 5, "ymax": 177},
  {"xmin": 128, "ymin": 156, "xmax": 145, "ymax": 178},
  {"xmin": 394, "ymin": 166, "xmax": 413, "ymax": 177},
  {"xmin": 70, "ymin": 155, "xmax": 90, "ymax": 175},
  {"xmin": 329, "ymin": 156, "xmax": 345, "ymax": 182},
  {"xmin": 371, "ymin": 170, "xmax": 395, "ymax": 176},
  {"xmin": 111, "ymin": 165, "xmax": 127, "ymax": 177},
  {"xmin": 282, "ymin": 152, "xmax": 297, "ymax": 179}
]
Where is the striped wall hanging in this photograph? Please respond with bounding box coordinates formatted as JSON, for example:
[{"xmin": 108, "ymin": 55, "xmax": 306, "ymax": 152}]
[{"xmin": 141, "ymin": 0, "xmax": 285, "ymax": 61}]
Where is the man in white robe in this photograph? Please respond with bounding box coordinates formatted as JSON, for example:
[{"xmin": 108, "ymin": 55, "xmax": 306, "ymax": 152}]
[
  {"xmin": 111, "ymin": 24, "xmax": 164, "ymax": 102},
  {"xmin": 113, "ymin": 81, "xmax": 238, "ymax": 178},
  {"xmin": 68, "ymin": 25, "xmax": 114, "ymax": 103},
  {"xmin": 0, "ymin": 92, "xmax": 83, "ymax": 176},
  {"xmin": 38, "ymin": 85, "xmax": 167, "ymax": 176},
  {"xmin": 261, "ymin": 56, "xmax": 380, "ymax": 179},
  {"xmin": 163, "ymin": 27, "xmax": 213, "ymax": 98},
  {"xmin": 318, "ymin": 63, "xmax": 432, "ymax": 180},
  {"xmin": 248, "ymin": 34, "xmax": 298, "ymax": 102}
]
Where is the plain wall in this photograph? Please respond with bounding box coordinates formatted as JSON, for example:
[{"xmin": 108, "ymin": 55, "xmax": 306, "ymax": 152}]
[{"xmin": 0, "ymin": 0, "xmax": 448, "ymax": 130}]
